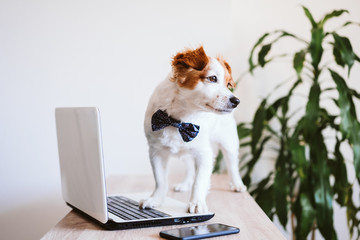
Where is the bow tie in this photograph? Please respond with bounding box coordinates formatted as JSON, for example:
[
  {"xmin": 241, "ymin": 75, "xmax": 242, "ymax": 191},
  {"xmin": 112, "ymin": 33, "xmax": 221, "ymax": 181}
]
[{"xmin": 151, "ymin": 109, "xmax": 200, "ymax": 142}]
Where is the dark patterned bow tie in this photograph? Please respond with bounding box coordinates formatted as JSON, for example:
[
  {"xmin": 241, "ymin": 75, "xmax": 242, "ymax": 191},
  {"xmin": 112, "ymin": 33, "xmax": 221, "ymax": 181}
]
[{"xmin": 151, "ymin": 109, "xmax": 200, "ymax": 142}]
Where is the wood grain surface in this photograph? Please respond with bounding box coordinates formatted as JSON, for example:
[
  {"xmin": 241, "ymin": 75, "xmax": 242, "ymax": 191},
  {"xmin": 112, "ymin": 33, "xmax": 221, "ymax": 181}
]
[{"xmin": 41, "ymin": 174, "xmax": 285, "ymax": 240}]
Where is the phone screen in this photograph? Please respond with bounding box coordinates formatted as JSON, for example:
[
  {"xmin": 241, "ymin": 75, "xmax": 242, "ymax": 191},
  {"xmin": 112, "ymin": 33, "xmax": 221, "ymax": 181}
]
[{"xmin": 160, "ymin": 223, "xmax": 240, "ymax": 240}]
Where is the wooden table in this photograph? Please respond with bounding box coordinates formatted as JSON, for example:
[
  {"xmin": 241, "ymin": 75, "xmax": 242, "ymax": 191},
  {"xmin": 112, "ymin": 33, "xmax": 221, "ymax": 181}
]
[{"xmin": 42, "ymin": 174, "xmax": 285, "ymax": 239}]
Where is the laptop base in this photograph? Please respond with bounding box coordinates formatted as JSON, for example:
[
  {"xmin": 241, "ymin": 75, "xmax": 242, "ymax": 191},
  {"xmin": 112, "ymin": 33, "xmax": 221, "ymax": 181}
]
[{"xmin": 67, "ymin": 202, "xmax": 214, "ymax": 230}]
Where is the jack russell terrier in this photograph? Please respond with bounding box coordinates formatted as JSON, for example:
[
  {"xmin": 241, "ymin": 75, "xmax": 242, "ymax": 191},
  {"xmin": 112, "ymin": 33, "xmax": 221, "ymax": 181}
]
[{"xmin": 140, "ymin": 46, "xmax": 247, "ymax": 214}]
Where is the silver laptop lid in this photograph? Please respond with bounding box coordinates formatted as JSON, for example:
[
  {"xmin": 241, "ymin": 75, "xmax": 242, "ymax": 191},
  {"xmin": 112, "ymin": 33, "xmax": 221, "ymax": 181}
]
[{"xmin": 55, "ymin": 107, "xmax": 108, "ymax": 223}]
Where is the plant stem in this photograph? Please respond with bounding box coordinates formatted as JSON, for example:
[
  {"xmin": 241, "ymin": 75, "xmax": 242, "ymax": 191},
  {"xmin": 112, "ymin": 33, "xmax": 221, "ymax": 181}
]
[
  {"xmin": 291, "ymin": 211, "xmax": 296, "ymax": 240},
  {"xmin": 311, "ymin": 228, "xmax": 315, "ymax": 240},
  {"xmin": 311, "ymin": 221, "xmax": 316, "ymax": 240}
]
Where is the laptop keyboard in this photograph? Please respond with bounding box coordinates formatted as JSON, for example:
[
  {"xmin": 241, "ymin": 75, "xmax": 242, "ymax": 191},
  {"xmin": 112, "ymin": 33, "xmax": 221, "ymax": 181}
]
[{"xmin": 107, "ymin": 196, "xmax": 170, "ymax": 220}]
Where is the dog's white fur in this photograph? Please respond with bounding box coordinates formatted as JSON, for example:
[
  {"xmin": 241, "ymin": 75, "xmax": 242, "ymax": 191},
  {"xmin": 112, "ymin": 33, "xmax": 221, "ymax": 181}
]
[{"xmin": 140, "ymin": 47, "xmax": 246, "ymax": 213}]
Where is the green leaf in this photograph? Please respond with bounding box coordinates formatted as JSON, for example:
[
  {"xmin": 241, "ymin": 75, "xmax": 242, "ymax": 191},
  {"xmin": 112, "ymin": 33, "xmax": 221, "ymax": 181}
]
[
  {"xmin": 332, "ymin": 33, "xmax": 357, "ymax": 76},
  {"xmin": 329, "ymin": 138, "xmax": 351, "ymax": 206},
  {"xmin": 320, "ymin": 9, "xmax": 349, "ymax": 28},
  {"xmin": 274, "ymin": 158, "xmax": 290, "ymax": 228},
  {"xmin": 249, "ymin": 33, "xmax": 270, "ymax": 73},
  {"xmin": 250, "ymin": 172, "xmax": 273, "ymax": 195},
  {"xmin": 295, "ymin": 192, "xmax": 316, "ymax": 239},
  {"xmin": 255, "ymin": 185, "xmax": 274, "ymax": 218},
  {"xmin": 237, "ymin": 123, "xmax": 251, "ymax": 140},
  {"xmin": 243, "ymin": 135, "xmax": 272, "ymax": 186},
  {"xmin": 310, "ymin": 133, "xmax": 336, "ymax": 240},
  {"xmin": 309, "ymin": 27, "xmax": 324, "ymax": 71},
  {"xmin": 249, "ymin": 30, "xmax": 307, "ymax": 73},
  {"xmin": 289, "ymin": 139, "xmax": 307, "ymax": 183},
  {"xmin": 329, "ymin": 69, "xmax": 360, "ymax": 182},
  {"xmin": 356, "ymin": 54, "xmax": 360, "ymax": 62},
  {"xmin": 303, "ymin": 6, "xmax": 317, "ymax": 28},
  {"xmin": 213, "ymin": 150, "xmax": 223, "ymax": 173},
  {"xmin": 302, "ymin": 82, "xmax": 321, "ymax": 140},
  {"xmin": 258, "ymin": 44, "xmax": 272, "ymax": 67},
  {"xmin": 293, "ymin": 49, "xmax": 307, "ymax": 77},
  {"xmin": 341, "ymin": 21, "xmax": 357, "ymax": 28},
  {"xmin": 251, "ymin": 99, "xmax": 267, "ymax": 152},
  {"xmin": 265, "ymin": 97, "xmax": 285, "ymax": 121},
  {"xmin": 239, "ymin": 141, "xmax": 251, "ymax": 147},
  {"xmin": 318, "ymin": 108, "xmax": 338, "ymax": 131},
  {"xmin": 349, "ymin": 88, "xmax": 360, "ymax": 99},
  {"xmin": 275, "ymin": 30, "xmax": 309, "ymax": 44},
  {"xmin": 345, "ymin": 187, "xmax": 360, "ymax": 238},
  {"xmin": 282, "ymin": 79, "xmax": 302, "ymax": 116},
  {"xmin": 296, "ymin": 78, "xmax": 336, "ymax": 239},
  {"xmin": 303, "ymin": 7, "xmax": 324, "ymax": 72},
  {"xmin": 262, "ymin": 80, "xmax": 301, "ymax": 130},
  {"xmin": 333, "ymin": 44, "xmax": 345, "ymax": 67}
]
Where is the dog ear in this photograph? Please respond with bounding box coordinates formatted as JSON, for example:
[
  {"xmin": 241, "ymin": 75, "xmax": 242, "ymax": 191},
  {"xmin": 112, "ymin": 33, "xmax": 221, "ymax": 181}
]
[
  {"xmin": 172, "ymin": 46, "xmax": 209, "ymax": 71},
  {"xmin": 217, "ymin": 57, "xmax": 236, "ymax": 88}
]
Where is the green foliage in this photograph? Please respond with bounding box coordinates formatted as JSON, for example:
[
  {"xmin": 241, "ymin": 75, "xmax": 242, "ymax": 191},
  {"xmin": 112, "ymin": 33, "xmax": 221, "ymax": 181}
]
[{"xmin": 239, "ymin": 6, "xmax": 360, "ymax": 240}]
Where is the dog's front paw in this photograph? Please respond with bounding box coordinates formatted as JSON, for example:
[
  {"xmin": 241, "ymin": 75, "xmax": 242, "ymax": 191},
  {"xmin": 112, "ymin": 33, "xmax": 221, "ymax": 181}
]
[
  {"xmin": 139, "ymin": 197, "xmax": 162, "ymax": 209},
  {"xmin": 230, "ymin": 182, "xmax": 247, "ymax": 192},
  {"xmin": 188, "ymin": 201, "xmax": 208, "ymax": 214}
]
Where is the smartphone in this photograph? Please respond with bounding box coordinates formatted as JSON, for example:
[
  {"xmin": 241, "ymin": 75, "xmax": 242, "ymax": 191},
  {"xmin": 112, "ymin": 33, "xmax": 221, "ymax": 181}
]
[{"xmin": 159, "ymin": 223, "xmax": 240, "ymax": 240}]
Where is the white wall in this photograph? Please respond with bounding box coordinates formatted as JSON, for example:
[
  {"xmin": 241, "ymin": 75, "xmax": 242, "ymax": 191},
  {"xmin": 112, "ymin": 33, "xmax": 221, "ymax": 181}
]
[{"xmin": 0, "ymin": 0, "xmax": 359, "ymax": 239}]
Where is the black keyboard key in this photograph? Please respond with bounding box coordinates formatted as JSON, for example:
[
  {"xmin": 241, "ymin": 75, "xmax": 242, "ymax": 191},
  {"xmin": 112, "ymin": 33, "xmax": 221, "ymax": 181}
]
[{"xmin": 107, "ymin": 196, "xmax": 170, "ymax": 220}]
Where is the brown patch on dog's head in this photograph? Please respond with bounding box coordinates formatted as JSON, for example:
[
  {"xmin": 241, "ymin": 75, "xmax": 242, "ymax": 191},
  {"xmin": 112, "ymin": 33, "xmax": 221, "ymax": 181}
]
[
  {"xmin": 173, "ymin": 46, "xmax": 209, "ymax": 70},
  {"xmin": 171, "ymin": 46, "xmax": 209, "ymax": 89},
  {"xmin": 216, "ymin": 56, "xmax": 235, "ymax": 88}
]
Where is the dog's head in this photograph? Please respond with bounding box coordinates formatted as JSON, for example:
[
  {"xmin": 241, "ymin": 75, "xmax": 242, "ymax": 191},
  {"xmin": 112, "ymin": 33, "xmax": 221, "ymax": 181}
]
[{"xmin": 170, "ymin": 46, "xmax": 239, "ymax": 114}]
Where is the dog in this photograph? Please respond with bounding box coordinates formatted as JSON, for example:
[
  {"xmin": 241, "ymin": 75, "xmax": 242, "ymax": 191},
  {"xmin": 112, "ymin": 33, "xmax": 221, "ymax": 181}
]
[{"xmin": 139, "ymin": 46, "xmax": 247, "ymax": 214}]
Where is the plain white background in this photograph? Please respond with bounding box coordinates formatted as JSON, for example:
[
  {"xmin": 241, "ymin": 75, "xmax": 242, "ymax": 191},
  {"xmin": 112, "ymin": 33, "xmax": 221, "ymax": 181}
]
[{"xmin": 0, "ymin": 0, "xmax": 359, "ymax": 239}]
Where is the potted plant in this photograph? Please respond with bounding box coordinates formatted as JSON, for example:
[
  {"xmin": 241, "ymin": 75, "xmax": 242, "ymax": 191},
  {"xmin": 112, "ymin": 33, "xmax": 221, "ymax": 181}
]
[{"xmin": 232, "ymin": 6, "xmax": 360, "ymax": 240}]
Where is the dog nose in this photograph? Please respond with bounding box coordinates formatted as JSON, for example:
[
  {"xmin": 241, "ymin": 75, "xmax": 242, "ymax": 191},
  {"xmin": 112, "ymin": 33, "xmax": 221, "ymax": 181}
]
[{"xmin": 230, "ymin": 96, "xmax": 240, "ymax": 108}]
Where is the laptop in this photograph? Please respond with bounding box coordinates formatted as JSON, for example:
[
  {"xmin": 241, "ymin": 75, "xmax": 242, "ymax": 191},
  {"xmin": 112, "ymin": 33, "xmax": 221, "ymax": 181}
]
[{"xmin": 55, "ymin": 107, "xmax": 214, "ymax": 230}]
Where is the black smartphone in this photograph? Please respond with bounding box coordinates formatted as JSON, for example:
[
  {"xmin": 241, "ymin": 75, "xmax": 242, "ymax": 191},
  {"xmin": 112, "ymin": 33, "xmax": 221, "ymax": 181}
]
[{"xmin": 159, "ymin": 223, "xmax": 240, "ymax": 240}]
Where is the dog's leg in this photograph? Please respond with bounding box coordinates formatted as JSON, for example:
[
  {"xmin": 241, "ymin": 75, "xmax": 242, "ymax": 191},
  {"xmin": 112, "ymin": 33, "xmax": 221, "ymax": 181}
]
[
  {"xmin": 220, "ymin": 143, "xmax": 247, "ymax": 193},
  {"xmin": 173, "ymin": 154, "xmax": 195, "ymax": 192},
  {"xmin": 188, "ymin": 148, "xmax": 213, "ymax": 213},
  {"xmin": 139, "ymin": 148, "xmax": 169, "ymax": 209}
]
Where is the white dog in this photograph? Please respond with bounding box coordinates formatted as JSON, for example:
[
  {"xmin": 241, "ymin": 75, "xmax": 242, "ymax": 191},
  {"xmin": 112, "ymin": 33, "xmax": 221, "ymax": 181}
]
[{"xmin": 140, "ymin": 46, "xmax": 246, "ymax": 214}]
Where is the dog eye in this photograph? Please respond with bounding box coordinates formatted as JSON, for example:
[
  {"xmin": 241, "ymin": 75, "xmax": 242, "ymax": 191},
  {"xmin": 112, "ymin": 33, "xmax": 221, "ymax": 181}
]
[{"xmin": 207, "ymin": 76, "xmax": 217, "ymax": 83}]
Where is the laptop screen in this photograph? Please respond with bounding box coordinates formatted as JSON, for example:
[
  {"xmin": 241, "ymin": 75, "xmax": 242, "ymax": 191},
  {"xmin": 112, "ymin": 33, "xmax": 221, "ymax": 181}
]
[{"xmin": 55, "ymin": 107, "xmax": 108, "ymax": 223}]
